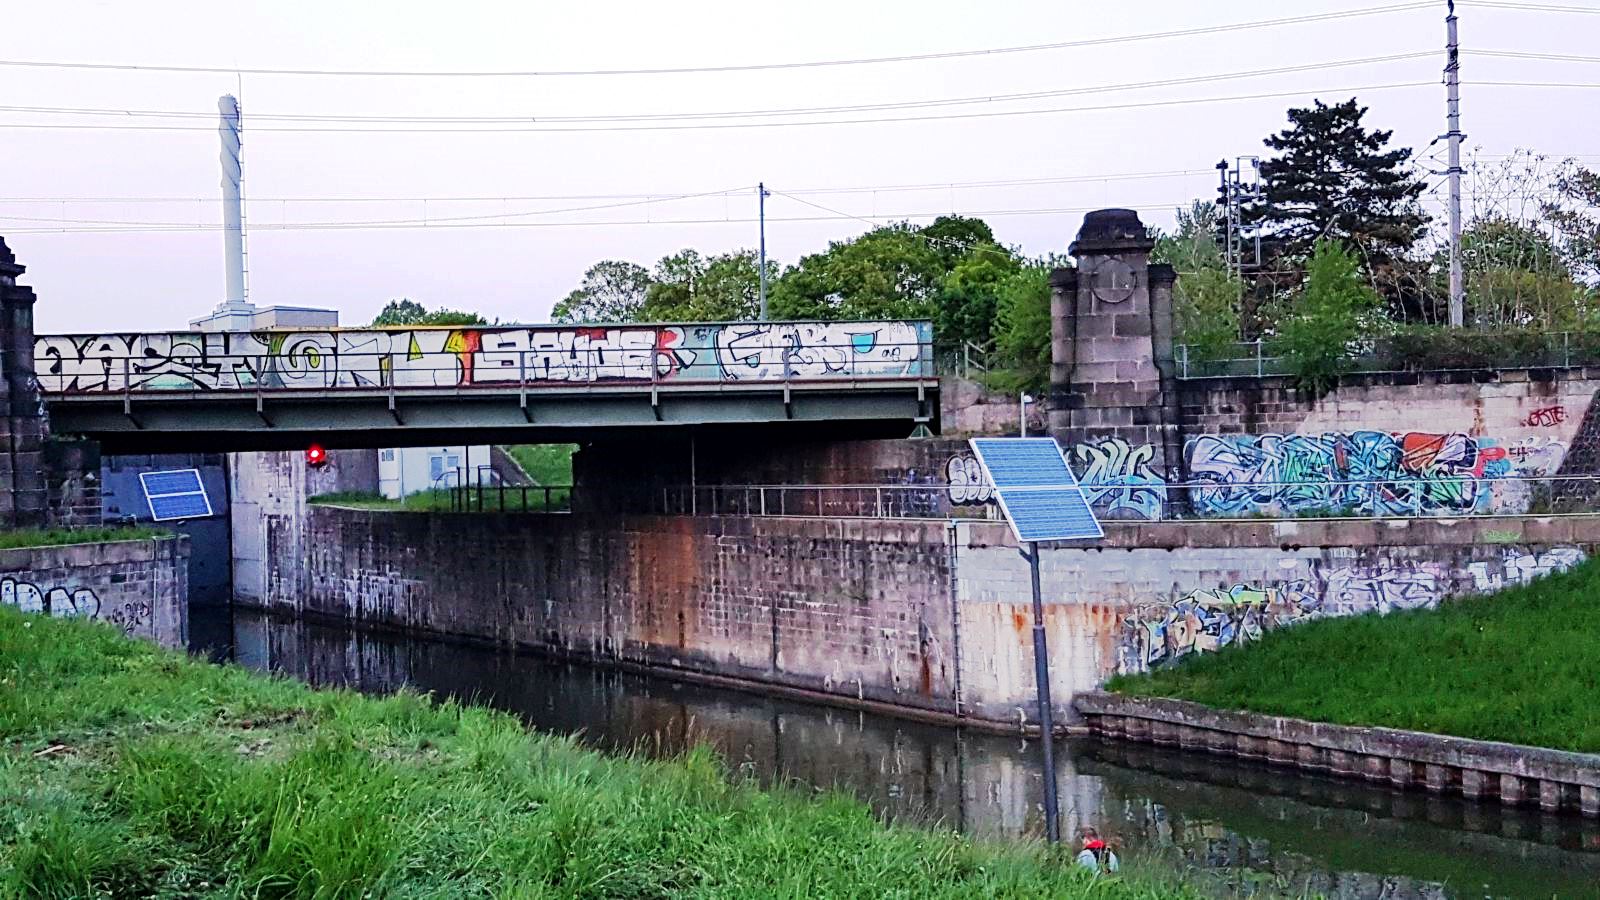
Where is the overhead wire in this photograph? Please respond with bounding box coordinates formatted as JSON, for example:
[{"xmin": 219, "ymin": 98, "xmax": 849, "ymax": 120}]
[{"xmin": 0, "ymin": 3, "xmax": 1441, "ymax": 78}]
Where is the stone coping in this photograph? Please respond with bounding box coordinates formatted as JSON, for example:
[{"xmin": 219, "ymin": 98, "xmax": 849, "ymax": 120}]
[
  {"xmin": 1075, "ymin": 692, "xmax": 1600, "ymax": 814},
  {"xmin": 961, "ymin": 515, "xmax": 1600, "ymax": 551}
]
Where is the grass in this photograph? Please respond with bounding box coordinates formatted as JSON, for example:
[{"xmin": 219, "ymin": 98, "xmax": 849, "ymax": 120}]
[
  {"xmin": 0, "ymin": 609, "xmax": 1198, "ymax": 899},
  {"xmin": 501, "ymin": 444, "xmax": 576, "ymax": 488},
  {"xmin": 0, "ymin": 526, "xmax": 167, "ymax": 550},
  {"xmin": 1108, "ymin": 557, "xmax": 1600, "ymax": 753}
]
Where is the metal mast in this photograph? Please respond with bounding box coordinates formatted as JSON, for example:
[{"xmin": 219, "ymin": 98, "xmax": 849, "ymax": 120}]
[
  {"xmin": 1446, "ymin": 0, "xmax": 1465, "ymax": 327},
  {"xmin": 757, "ymin": 182, "xmax": 770, "ymax": 319},
  {"xmin": 218, "ymin": 95, "xmax": 248, "ymax": 306}
]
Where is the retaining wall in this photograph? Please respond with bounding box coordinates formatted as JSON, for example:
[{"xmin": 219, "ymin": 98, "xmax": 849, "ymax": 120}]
[
  {"xmin": 0, "ymin": 534, "xmax": 189, "ymax": 647},
  {"xmin": 1075, "ymin": 693, "xmax": 1600, "ymax": 817},
  {"xmin": 265, "ymin": 506, "xmax": 1600, "ymax": 730}
]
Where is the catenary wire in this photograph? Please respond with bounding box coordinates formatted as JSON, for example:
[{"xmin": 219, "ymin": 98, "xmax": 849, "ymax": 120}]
[{"xmin": 0, "ymin": 4, "xmax": 1442, "ymax": 78}]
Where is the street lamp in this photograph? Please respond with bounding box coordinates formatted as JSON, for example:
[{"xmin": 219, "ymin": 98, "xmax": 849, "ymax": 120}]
[{"xmin": 1020, "ymin": 393, "xmax": 1034, "ymax": 437}]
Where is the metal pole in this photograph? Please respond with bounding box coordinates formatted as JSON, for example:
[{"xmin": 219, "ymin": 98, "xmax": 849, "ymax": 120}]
[
  {"xmin": 758, "ymin": 183, "xmax": 770, "ymax": 320},
  {"xmin": 1445, "ymin": 0, "xmax": 1465, "ymax": 328},
  {"xmin": 1019, "ymin": 393, "xmax": 1028, "ymax": 438},
  {"xmin": 1024, "ymin": 541, "xmax": 1061, "ymax": 844}
]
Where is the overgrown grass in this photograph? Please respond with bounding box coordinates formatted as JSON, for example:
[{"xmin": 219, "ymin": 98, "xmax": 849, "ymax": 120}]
[
  {"xmin": 0, "ymin": 526, "xmax": 167, "ymax": 550},
  {"xmin": 1109, "ymin": 558, "xmax": 1600, "ymax": 752},
  {"xmin": 0, "ymin": 609, "xmax": 1196, "ymax": 899},
  {"xmin": 501, "ymin": 444, "xmax": 576, "ymax": 487}
]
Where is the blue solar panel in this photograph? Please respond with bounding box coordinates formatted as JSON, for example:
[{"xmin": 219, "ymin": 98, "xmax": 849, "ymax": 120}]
[
  {"xmin": 140, "ymin": 470, "xmax": 203, "ymax": 495},
  {"xmin": 139, "ymin": 469, "xmax": 213, "ymax": 521},
  {"xmin": 968, "ymin": 438, "xmax": 1103, "ymax": 543}
]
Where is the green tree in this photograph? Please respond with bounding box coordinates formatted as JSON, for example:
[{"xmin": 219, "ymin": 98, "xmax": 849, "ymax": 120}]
[
  {"xmin": 370, "ymin": 299, "xmax": 487, "ymax": 327},
  {"xmin": 550, "ymin": 260, "xmax": 652, "ymax": 323},
  {"xmin": 1154, "ymin": 202, "xmax": 1242, "ymax": 362},
  {"xmin": 991, "ymin": 261, "xmax": 1057, "ymax": 393},
  {"xmin": 642, "ymin": 249, "xmax": 768, "ymax": 321},
  {"xmin": 1278, "ymin": 240, "xmax": 1382, "ymax": 395},
  {"xmin": 1452, "ymin": 218, "xmax": 1591, "ymax": 328},
  {"xmin": 1243, "ymin": 99, "xmax": 1428, "ymax": 319},
  {"xmin": 770, "ymin": 224, "xmax": 945, "ymax": 321},
  {"xmin": 1547, "ymin": 163, "xmax": 1600, "ymax": 282},
  {"xmin": 933, "ymin": 244, "xmax": 1021, "ymax": 350}
]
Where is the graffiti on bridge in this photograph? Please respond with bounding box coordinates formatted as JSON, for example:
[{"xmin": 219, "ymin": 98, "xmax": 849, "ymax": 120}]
[
  {"xmin": 35, "ymin": 321, "xmax": 929, "ymax": 392},
  {"xmin": 1117, "ymin": 547, "xmax": 1585, "ymax": 674},
  {"xmin": 1183, "ymin": 431, "xmax": 1566, "ymax": 517}
]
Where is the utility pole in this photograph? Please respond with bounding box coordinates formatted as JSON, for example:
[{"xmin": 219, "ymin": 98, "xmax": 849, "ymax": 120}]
[
  {"xmin": 1445, "ymin": 0, "xmax": 1465, "ymax": 328},
  {"xmin": 758, "ymin": 182, "xmax": 771, "ymax": 320}
]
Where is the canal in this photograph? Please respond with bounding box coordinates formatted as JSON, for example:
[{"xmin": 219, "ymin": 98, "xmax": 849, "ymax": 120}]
[{"xmin": 193, "ymin": 608, "xmax": 1600, "ymax": 899}]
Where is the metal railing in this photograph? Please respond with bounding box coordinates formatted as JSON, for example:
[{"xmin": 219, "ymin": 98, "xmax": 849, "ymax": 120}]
[
  {"xmin": 449, "ymin": 480, "xmax": 573, "ymax": 513},
  {"xmin": 36, "ymin": 324, "xmax": 936, "ymax": 394},
  {"xmin": 443, "ymin": 474, "xmax": 1600, "ymax": 522},
  {"xmin": 1178, "ymin": 331, "xmax": 1600, "ymax": 380}
]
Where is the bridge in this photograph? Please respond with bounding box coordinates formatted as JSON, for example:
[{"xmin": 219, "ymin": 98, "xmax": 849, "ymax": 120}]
[{"xmin": 35, "ymin": 320, "xmax": 939, "ymax": 452}]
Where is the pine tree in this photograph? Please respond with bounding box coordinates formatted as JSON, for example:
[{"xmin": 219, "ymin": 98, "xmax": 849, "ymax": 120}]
[{"xmin": 1244, "ymin": 99, "xmax": 1428, "ymax": 270}]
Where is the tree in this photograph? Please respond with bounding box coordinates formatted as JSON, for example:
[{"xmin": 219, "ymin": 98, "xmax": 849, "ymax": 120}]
[
  {"xmin": 642, "ymin": 249, "xmax": 767, "ymax": 321},
  {"xmin": 1277, "ymin": 240, "xmax": 1382, "ymax": 394},
  {"xmin": 769, "ymin": 224, "xmax": 946, "ymax": 321},
  {"xmin": 990, "ymin": 261, "xmax": 1056, "ymax": 392},
  {"xmin": 550, "ymin": 260, "xmax": 652, "ymax": 323},
  {"xmin": 1454, "ymin": 218, "xmax": 1590, "ymax": 328},
  {"xmin": 1547, "ymin": 163, "xmax": 1600, "ymax": 282},
  {"xmin": 1243, "ymin": 99, "xmax": 1428, "ymax": 307},
  {"xmin": 933, "ymin": 244, "xmax": 1021, "ymax": 350},
  {"xmin": 1154, "ymin": 202, "xmax": 1242, "ymax": 361},
  {"xmin": 370, "ymin": 299, "xmax": 487, "ymax": 327}
]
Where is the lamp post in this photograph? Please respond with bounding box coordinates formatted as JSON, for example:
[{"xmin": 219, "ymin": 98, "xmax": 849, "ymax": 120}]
[{"xmin": 1019, "ymin": 393, "xmax": 1034, "ymax": 437}]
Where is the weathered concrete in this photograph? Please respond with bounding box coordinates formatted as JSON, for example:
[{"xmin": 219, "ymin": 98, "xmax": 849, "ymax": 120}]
[
  {"xmin": 1075, "ymin": 692, "xmax": 1600, "ymax": 816},
  {"xmin": 268, "ymin": 504, "xmax": 1600, "ymax": 731},
  {"xmin": 0, "ymin": 534, "xmax": 189, "ymax": 647},
  {"xmin": 0, "ymin": 237, "xmax": 46, "ymax": 526}
]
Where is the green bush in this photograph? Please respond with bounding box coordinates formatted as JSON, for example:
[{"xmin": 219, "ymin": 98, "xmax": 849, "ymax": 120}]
[{"xmin": 1277, "ymin": 241, "xmax": 1381, "ymax": 394}]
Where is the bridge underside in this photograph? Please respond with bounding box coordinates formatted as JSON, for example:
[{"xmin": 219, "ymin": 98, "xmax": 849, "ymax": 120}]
[{"xmin": 45, "ymin": 380, "xmax": 939, "ymax": 452}]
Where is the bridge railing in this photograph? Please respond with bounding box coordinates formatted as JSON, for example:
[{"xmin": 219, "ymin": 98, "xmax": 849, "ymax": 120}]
[
  {"xmin": 449, "ymin": 474, "xmax": 1600, "ymax": 522},
  {"xmin": 34, "ymin": 321, "xmax": 936, "ymax": 393}
]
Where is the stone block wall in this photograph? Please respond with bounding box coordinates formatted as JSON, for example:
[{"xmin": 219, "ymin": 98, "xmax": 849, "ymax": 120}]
[
  {"xmin": 0, "ymin": 534, "xmax": 189, "ymax": 647},
  {"xmin": 268, "ymin": 505, "xmax": 1600, "ymax": 730},
  {"xmin": 269, "ymin": 508, "xmax": 961, "ymax": 717}
]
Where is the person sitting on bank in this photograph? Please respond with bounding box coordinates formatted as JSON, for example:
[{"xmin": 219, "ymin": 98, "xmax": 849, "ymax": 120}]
[{"xmin": 1075, "ymin": 827, "xmax": 1119, "ymax": 875}]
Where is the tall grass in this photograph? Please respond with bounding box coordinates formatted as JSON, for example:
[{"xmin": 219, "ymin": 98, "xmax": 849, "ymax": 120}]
[
  {"xmin": 1109, "ymin": 558, "xmax": 1600, "ymax": 752},
  {"xmin": 0, "ymin": 609, "xmax": 1197, "ymax": 898},
  {"xmin": 0, "ymin": 526, "xmax": 166, "ymax": 550}
]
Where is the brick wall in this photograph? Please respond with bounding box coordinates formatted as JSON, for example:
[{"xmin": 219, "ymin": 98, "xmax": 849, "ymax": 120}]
[{"xmin": 0, "ymin": 534, "xmax": 188, "ymax": 647}]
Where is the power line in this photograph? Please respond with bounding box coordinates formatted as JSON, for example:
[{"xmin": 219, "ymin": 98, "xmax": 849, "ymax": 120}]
[
  {"xmin": 0, "ymin": 81, "xmax": 1464, "ymax": 134},
  {"xmin": 0, "ymin": 169, "xmax": 1222, "ymax": 205},
  {"xmin": 3, "ymin": 81, "xmax": 1591, "ymax": 135},
  {"xmin": 0, "ymin": 3, "xmax": 1440, "ymax": 79},
  {"xmin": 0, "ymin": 52, "xmax": 1439, "ymax": 126},
  {"xmin": 1471, "ymin": 49, "xmax": 1600, "ymax": 62},
  {"xmin": 1465, "ymin": 1, "xmax": 1600, "ymax": 13},
  {"xmin": 0, "ymin": 203, "xmax": 1204, "ymax": 235}
]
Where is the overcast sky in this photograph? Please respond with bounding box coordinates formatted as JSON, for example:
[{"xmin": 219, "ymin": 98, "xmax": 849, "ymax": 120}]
[{"xmin": 4, "ymin": 0, "xmax": 1596, "ymax": 333}]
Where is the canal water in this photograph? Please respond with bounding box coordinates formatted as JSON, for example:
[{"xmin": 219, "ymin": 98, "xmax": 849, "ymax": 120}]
[{"xmin": 193, "ymin": 608, "xmax": 1600, "ymax": 899}]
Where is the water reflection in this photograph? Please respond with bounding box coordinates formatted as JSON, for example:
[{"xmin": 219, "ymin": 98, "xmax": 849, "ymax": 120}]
[{"xmin": 199, "ymin": 609, "xmax": 1600, "ymax": 899}]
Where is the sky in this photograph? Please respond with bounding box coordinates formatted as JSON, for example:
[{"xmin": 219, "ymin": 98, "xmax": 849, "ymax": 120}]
[{"xmin": 3, "ymin": 0, "xmax": 1597, "ymax": 333}]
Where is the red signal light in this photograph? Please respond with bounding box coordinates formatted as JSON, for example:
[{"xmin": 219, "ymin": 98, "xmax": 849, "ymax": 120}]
[{"xmin": 306, "ymin": 443, "xmax": 328, "ymax": 468}]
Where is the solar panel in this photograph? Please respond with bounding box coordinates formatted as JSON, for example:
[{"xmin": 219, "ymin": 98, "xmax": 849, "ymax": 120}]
[
  {"xmin": 968, "ymin": 438, "xmax": 1103, "ymax": 543},
  {"xmin": 139, "ymin": 469, "xmax": 213, "ymax": 522}
]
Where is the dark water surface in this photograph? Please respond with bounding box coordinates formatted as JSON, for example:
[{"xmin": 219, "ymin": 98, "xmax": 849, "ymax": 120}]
[{"xmin": 193, "ymin": 608, "xmax": 1600, "ymax": 899}]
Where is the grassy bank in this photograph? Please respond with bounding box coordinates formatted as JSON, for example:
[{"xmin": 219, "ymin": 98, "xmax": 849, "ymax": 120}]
[
  {"xmin": 1108, "ymin": 559, "xmax": 1600, "ymax": 753},
  {"xmin": 0, "ymin": 526, "xmax": 166, "ymax": 550},
  {"xmin": 310, "ymin": 487, "xmax": 566, "ymax": 513},
  {"xmin": 1, "ymin": 611, "xmax": 1192, "ymax": 899}
]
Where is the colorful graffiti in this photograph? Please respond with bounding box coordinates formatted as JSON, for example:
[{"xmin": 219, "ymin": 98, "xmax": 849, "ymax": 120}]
[
  {"xmin": 1074, "ymin": 438, "xmax": 1167, "ymax": 520},
  {"xmin": 1183, "ymin": 431, "xmax": 1565, "ymax": 517},
  {"xmin": 1118, "ymin": 548, "xmax": 1585, "ymax": 673},
  {"xmin": 34, "ymin": 321, "xmax": 930, "ymax": 393},
  {"xmin": 2, "ymin": 577, "xmax": 100, "ymax": 620}
]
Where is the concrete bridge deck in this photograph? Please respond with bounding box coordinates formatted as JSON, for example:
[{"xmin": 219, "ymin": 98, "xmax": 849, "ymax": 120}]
[{"xmin": 36, "ymin": 320, "xmax": 938, "ymax": 451}]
